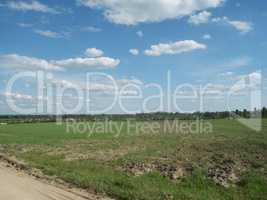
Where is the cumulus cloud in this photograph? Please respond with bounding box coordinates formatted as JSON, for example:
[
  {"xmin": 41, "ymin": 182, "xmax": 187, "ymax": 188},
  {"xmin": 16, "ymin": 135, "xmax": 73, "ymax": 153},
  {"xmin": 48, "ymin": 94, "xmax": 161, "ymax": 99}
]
[
  {"xmin": 203, "ymin": 34, "xmax": 212, "ymax": 40},
  {"xmin": 1, "ymin": 92, "xmax": 46, "ymax": 101},
  {"xmin": 34, "ymin": 30, "xmax": 63, "ymax": 38},
  {"xmin": 53, "ymin": 57, "xmax": 120, "ymax": 69},
  {"xmin": 188, "ymin": 11, "xmax": 211, "ymax": 25},
  {"xmin": 81, "ymin": 26, "xmax": 102, "ymax": 32},
  {"xmin": 228, "ymin": 20, "xmax": 253, "ymax": 33},
  {"xmin": 1, "ymin": 92, "xmax": 48, "ymax": 103},
  {"xmin": 85, "ymin": 48, "xmax": 104, "ymax": 57},
  {"xmin": 129, "ymin": 49, "xmax": 139, "ymax": 56},
  {"xmin": 212, "ymin": 16, "xmax": 253, "ymax": 33},
  {"xmin": 144, "ymin": 40, "xmax": 207, "ymax": 56},
  {"xmin": 0, "ymin": 54, "xmax": 62, "ymax": 71},
  {"xmin": 6, "ymin": 0, "xmax": 60, "ymax": 14},
  {"xmin": 0, "ymin": 50, "xmax": 120, "ymax": 71},
  {"xmin": 2, "ymin": 92, "xmax": 34, "ymax": 100},
  {"xmin": 77, "ymin": 0, "xmax": 224, "ymax": 25}
]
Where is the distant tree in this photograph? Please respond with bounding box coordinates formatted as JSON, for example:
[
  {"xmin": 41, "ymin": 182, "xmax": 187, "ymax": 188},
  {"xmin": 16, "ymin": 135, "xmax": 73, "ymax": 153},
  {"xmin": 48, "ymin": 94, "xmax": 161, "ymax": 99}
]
[
  {"xmin": 243, "ymin": 109, "xmax": 250, "ymax": 118},
  {"xmin": 235, "ymin": 109, "xmax": 240, "ymax": 117},
  {"xmin": 263, "ymin": 107, "xmax": 267, "ymax": 118}
]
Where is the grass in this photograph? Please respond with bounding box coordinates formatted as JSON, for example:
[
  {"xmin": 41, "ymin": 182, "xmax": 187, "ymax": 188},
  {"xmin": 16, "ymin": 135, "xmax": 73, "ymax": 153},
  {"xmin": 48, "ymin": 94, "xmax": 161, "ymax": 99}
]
[{"xmin": 0, "ymin": 119, "xmax": 267, "ymax": 200}]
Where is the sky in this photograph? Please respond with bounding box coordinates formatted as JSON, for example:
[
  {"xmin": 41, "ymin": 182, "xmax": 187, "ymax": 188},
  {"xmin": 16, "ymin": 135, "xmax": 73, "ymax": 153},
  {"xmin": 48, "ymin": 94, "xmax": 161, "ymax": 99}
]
[{"xmin": 0, "ymin": 0, "xmax": 266, "ymax": 114}]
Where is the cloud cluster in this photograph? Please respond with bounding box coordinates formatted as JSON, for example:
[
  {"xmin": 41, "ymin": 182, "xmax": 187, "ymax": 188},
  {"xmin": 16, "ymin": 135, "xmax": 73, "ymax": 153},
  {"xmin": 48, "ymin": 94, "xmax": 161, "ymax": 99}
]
[
  {"xmin": 85, "ymin": 48, "xmax": 104, "ymax": 57},
  {"xmin": 129, "ymin": 49, "xmax": 139, "ymax": 56},
  {"xmin": 49, "ymin": 75, "xmax": 143, "ymax": 98},
  {"xmin": 0, "ymin": 54, "xmax": 62, "ymax": 71},
  {"xmin": 77, "ymin": 0, "xmax": 224, "ymax": 25},
  {"xmin": 2, "ymin": 91, "xmax": 48, "ymax": 102},
  {"xmin": 6, "ymin": 0, "xmax": 59, "ymax": 14},
  {"xmin": 187, "ymin": 10, "xmax": 253, "ymax": 34},
  {"xmin": 144, "ymin": 40, "xmax": 207, "ymax": 56},
  {"xmin": 34, "ymin": 30, "xmax": 64, "ymax": 38},
  {"xmin": 188, "ymin": 11, "xmax": 212, "ymax": 25},
  {"xmin": 0, "ymin": 48, "xmax": 120, "ymax": 71},
  {"xmin": 2, "ymin": 92, "xmax": 35, "ymax": 101},
  {"xmin": 212, "ymin": 17, "xmax": 253, "ymax": 33},
  {"xmin": 54, "ymin": 57, "xmax": 120, "ymax": 69}
]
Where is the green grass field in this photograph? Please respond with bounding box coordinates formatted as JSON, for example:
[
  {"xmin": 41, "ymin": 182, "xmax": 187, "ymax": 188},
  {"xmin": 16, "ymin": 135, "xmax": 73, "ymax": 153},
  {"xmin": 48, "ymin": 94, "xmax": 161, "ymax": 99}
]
[{"xmin": 0, "ymin": 119, "xmax": 266, "ymax": 200}]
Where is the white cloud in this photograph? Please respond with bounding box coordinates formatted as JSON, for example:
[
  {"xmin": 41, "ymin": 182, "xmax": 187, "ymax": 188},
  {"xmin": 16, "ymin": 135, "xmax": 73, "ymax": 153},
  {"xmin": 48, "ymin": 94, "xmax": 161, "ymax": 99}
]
[
  {"xmin": 0, "ymin": 50, "xmax": 120, "ymax": 71},
  {"xmin": 212, "ymin": 16, "xmax": 253, "ymax": 33},
  {"xmin": 144, "ymin": 40, "xmax": 207, "ymax": 56},
  {"xmin": 85, "ymin": 48, "xmax": 104, "ymax": 58},
  {"xmin": 0, "ymin": 54, "xmax": 62, "ymax": 71},
  {"xmin": 17, "ymin": 23, "xmax": 33, "ymax": 28},
  {"xmin": 137, "ymin": 30, "xmax": 143, "ymax": 38},
  {"xmin": 129, "ymin": 49, "xmax": 139, "ymax": 56},
  {"xmin": 6, "ymin": 0, "xmax": 59, "ymax": 14},
  {"xmin": 228, "ymin": 20, "xmax": 253, "ymax": 33},
  {"xmin": 81, "ymin": 26, "xmax": 102, "ymax": 32},
  {"xmin": 77, "ymin": 0, "xmax": 224, "ymax": 25},
  {"xmin": 1, "ymin": 92, "xmax": 47, "ymax": 102},
  {"xmin": 203, "ymin": 34, "xmax": 212, "ymax": 40},
  {"xmin": 34, "ymin": 30, "xmax": 64, "ymax": 38},
  {"xmin": 53, "ymin": 57, "xmax": 120, "ymax": 69},
  {"xmin": 53, "ymin": 75, "xmax": 143, "ymax": 97},
  {"xmin": 188, "ymin": 11, "xmax": 211, "ymax": 25},
  {"xmin": 2, "ymin": 92, "xmax": 33, "ymax": 100}
]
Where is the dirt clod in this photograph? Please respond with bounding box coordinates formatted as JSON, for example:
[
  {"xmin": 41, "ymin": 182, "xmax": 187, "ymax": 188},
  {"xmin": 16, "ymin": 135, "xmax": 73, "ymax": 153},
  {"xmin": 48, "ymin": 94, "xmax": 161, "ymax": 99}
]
[{"xmin": 123, "ymin": 161, "xmax": 191, "ymax": 180}]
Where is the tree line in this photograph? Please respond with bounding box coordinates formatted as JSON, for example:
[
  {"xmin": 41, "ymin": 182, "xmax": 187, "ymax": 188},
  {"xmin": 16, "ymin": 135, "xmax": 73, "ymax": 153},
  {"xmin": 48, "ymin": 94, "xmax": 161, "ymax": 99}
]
[{"xmin": 0, "ymin": 107, "xmax": 266, "ymax": 124}]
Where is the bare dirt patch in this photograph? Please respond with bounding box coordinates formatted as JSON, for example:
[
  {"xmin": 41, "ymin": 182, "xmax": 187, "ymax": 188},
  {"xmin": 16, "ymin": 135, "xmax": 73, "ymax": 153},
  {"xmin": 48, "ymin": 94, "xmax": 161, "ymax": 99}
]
[{"xmin": 123, "ymin": 161, "xmax": 193, "ymax": 180}]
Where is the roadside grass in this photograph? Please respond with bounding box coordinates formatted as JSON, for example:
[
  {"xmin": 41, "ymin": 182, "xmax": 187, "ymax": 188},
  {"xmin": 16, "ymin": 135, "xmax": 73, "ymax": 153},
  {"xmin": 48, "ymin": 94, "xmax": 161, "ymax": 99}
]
[
  {"xmin": 0, "ymin": 119, "xmax": 267, "ymax": 199},
  {"xmin": 15, "ymin": 152, "xmax": 267, "ymax": 200}
]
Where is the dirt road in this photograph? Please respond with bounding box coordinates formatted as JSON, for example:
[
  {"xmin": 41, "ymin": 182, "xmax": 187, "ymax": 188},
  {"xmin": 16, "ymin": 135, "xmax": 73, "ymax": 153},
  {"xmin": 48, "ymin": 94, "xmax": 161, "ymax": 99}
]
[{"xmin": 0, "ymin": 161, "xmax": 105, "ymax": 200}]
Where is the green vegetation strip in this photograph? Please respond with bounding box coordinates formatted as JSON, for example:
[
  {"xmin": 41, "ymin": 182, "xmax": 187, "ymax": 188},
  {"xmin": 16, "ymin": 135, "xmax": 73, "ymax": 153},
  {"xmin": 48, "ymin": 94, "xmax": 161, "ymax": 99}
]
[{"xmin": 0, "ymin": 120, "xmax": 266, "ymax": 200}]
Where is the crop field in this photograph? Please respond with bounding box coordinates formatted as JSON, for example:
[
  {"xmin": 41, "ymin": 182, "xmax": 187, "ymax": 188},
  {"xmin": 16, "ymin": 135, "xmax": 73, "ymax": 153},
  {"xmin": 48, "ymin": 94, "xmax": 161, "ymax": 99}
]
[{"xmin": 0, "ymin": 119, "xmax": 267, "ymax": 200}]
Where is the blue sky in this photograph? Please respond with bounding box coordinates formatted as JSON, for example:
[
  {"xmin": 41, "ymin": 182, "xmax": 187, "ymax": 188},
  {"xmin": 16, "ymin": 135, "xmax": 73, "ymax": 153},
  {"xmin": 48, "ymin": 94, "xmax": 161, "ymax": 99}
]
[{"xmin": 0, "ymin": 0, "xmax": 266, "ymax": 114}]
